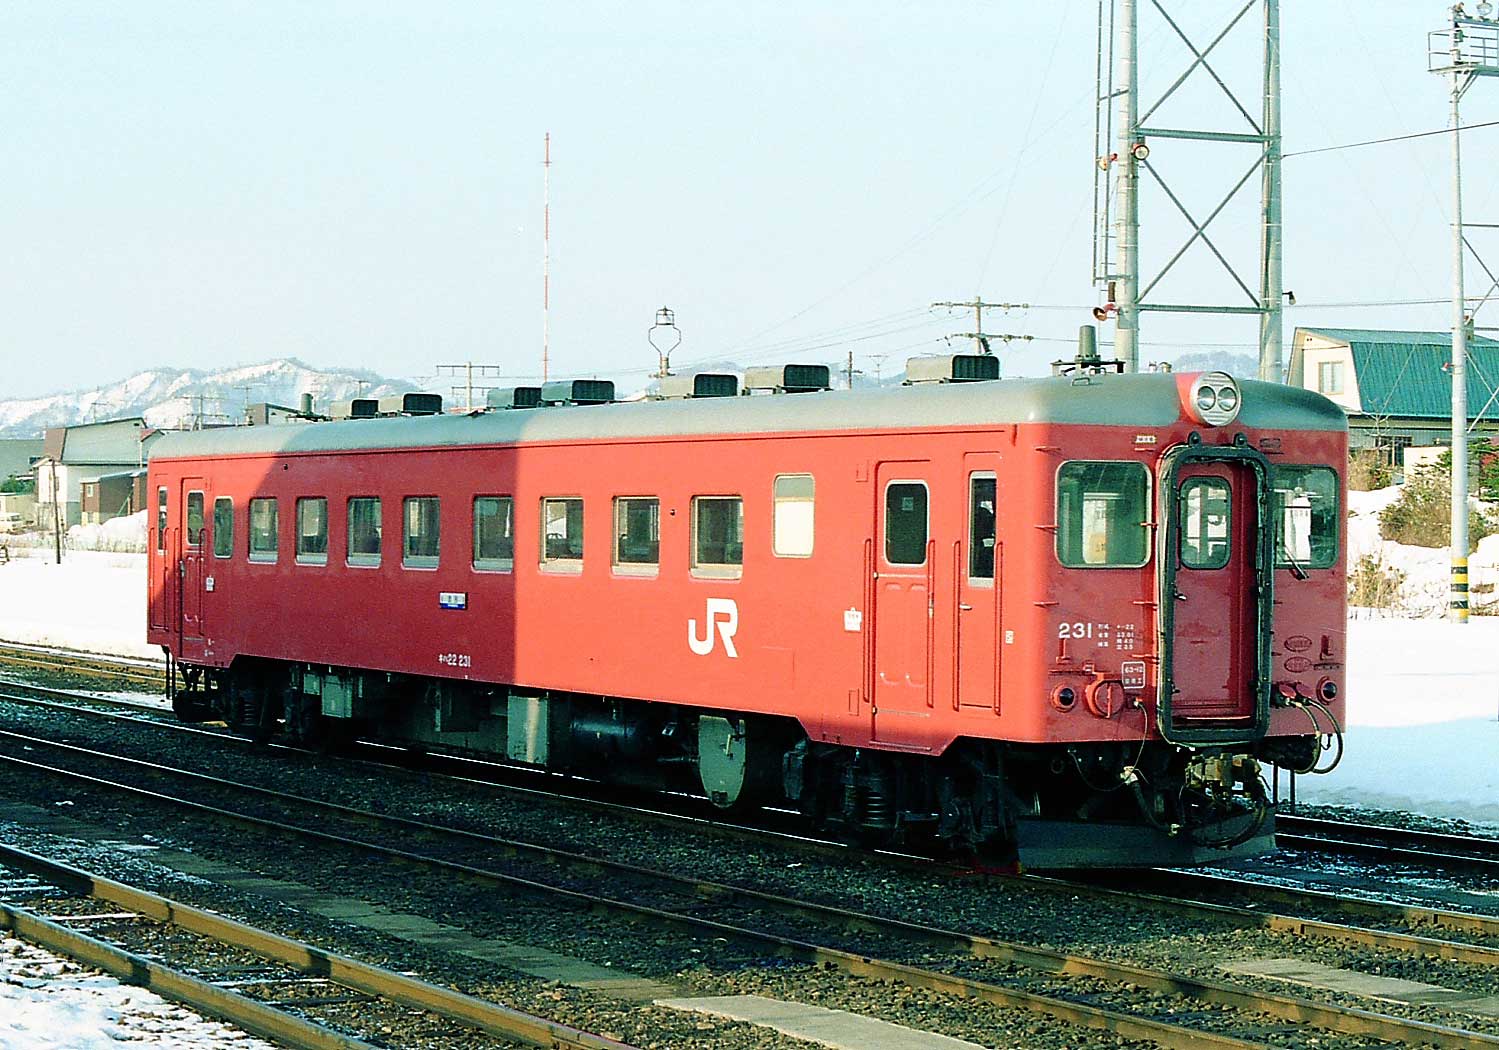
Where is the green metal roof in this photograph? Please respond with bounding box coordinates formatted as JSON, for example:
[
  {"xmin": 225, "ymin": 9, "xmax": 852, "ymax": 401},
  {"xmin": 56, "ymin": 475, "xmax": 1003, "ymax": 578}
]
[{"xmin": 1301, "ymin": 328, "xmax": 1499, "ymax": 421}]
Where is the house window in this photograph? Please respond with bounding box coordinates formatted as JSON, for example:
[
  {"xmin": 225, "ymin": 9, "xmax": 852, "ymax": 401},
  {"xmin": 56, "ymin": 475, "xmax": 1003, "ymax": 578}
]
[
  {"xmin": 213, "ymin": 498, "xmax": 233, "ymax": 559},
  {"xmin": 403, "ymin": 497, "xmax": 440, "ymax": 568},
  {"xmin": 772, "ymin": 475, "xmax": 815, "ymax": 558},
  {"xmin": 347, "ymin": 497, "xmax": 381, "ymax": 567},
  {"xmin": 1318, "ymin": 360, "xmax": 1345, "ymax": 395},
  {"xmin": 474, "ymin": 496, "xmax": 514, "ymax": 571},
  {"xmin": 614, "ymin": 497, "xmax": 659, "ymax": 574},
  {"xmin": 249, "ymin": 498, "xmax": 278, "ymax": 562},
  {"xmin": 296, "ymin": 497, "xmax": 329, "ymax": 565},
  {"xmin": 693, "ymin": 497, "xmax": 744, "ymax": 577}
]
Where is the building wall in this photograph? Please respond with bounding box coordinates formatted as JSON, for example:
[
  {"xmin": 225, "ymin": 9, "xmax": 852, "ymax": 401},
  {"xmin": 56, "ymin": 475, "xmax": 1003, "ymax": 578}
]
[{"xmin": 1301, "ymin": 342, "xmax": 1360, "ymax": 411}]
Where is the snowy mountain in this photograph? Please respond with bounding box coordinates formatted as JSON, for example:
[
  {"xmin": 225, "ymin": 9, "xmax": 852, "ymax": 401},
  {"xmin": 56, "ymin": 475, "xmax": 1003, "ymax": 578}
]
[{"xmin": 0, "ymin": 359, "xmax": 415, "ymax": 438}]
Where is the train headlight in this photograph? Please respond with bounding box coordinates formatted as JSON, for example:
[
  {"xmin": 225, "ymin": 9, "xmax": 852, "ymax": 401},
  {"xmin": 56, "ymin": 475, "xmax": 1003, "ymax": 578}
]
[{"xmin": 1187, "ymin": 371, "xmax": 1241, "ymax": 427}]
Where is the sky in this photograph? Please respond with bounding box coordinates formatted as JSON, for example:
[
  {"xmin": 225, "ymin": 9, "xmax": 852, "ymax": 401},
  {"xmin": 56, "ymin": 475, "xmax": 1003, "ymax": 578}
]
[{"xmin": 0, "ymin": 1, "xmax": 1492, "ymax": 399}]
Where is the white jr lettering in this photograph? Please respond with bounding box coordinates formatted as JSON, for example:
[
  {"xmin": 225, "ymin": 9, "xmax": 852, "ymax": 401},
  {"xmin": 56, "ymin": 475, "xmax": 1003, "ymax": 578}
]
[{"xmin": 689, "ymin": 597, "xmax": 739, "ymax": 658}]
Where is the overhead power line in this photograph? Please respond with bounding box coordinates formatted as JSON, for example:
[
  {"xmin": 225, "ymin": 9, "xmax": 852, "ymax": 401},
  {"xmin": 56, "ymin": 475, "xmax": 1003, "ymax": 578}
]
[{"xmin": 1284, "ymin": 119, "xmax": 1499, "ymax": 159}]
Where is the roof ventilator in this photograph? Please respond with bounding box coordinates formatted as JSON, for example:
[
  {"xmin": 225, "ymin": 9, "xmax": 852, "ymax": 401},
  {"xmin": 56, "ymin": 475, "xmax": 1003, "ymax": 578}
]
[
  {"xmin": 376, "ymin": 393, "xmax": 444, "ymax": 416},
  {"xmin": 742, "ymin": 364, "xmax": 831, "ymax": 395},
  {"xmin": 330, "ymin": 398, "xmax": 379, "ymax": 420},
  {"xmin": 903, "ymin": 354, "xmax": 1000, "ymax": 384},
  {"xmin": 1052, "ymin": 324, "xmax": 1125, "ymax": 377},
  {"xmin": 487, "ymin": 386, "xmax": 543, "ymax": 410},
  {"xmin": 540, "ymin": 379, "xmax": 615, "ymax": 406},
  {"xmin": 657, "ymin": 373, "xmax": 739, "ymax": 399}
]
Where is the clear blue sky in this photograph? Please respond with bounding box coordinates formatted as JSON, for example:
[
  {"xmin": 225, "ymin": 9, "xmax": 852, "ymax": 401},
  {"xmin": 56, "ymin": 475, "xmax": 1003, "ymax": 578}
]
[{"xmin": 0, "ymin": 1, "xmax": 1488, "ymax": 398}]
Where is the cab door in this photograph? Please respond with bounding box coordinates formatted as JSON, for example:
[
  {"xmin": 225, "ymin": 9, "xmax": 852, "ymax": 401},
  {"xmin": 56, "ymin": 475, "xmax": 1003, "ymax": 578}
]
[
  {"xmin": 178, "ymin": 479, "xmax": 207, "ymax": 662},
  {"xmin": 956, "ymin": 459, "xmax": 1000, "ymax": 712},
  {"xmin": 871, "ymin": 463, "xmax": 934, "ymax": 743}
]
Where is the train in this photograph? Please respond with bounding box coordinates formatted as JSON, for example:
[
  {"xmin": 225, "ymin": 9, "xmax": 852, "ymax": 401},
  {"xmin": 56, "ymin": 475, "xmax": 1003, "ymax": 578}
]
[{"xmin": 146, "ymin": 346, "xmax": 1347, "ymax": 867}]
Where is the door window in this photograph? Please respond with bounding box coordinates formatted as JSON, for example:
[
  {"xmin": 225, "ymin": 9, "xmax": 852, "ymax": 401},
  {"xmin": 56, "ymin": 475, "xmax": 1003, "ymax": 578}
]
[
  {"xmin": 884, "ymin": 482, "xmax": 928, "ymax": 565},
  {"xmin": 968, "ymin": 474, "xmax": 996, "ymax": 580},
  {"xmin": 212, "ymin": 498, "xmax": 233, "ymax": 559},
  {"xmin": 1179, "ymin": 477, "xmax": 1231, "ymax": 570},
  {"xmin": 185, "ymin": 491, "xmax": 205, "ymax": 548},
  {"xmin": 156, "ymin": 487, "xmax": 168, "ymax": 553}
]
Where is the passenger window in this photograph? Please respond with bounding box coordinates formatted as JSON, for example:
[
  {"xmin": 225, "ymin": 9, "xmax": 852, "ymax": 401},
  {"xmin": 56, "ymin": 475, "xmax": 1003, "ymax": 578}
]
[
  {"xmin": 1271, "ymin": 465, "xmax": 1338, "ymax": 570},
  {"xmin": 156, "ymin": 487, "xmax": 168, "ymax": 553},
  {"xmin": 884, "ymin": 482, "xmax": 928, "ymax": 565},
  {"xmin": 1179, "ymin": 478, "xmax": 1231, "ymax": 570},
  {"xmin": 212, "ymin": 498, "xmax": 233, "ymax": 559},
  {"xmin": 249, "ymin": 498, "xmax": 279, "ymax": 562},
  {"xmin": 614, "ymin": 497, "xmax": 659, "ymax": 574},
  {"xmin": 541, "ymin": 497, "xmax": 584, "ymax": 571},
  {"xmin": 403, "ymin": 497, "xmax": 440, "ymax": 569},
  {"xmin": 474, "ymin": 496, "xmax": 514, "ymax": 571},
  {"xmin": 1056, "ymin": 462, "xmax": 1150, "ymax": 568},
  {"xmin": 773, "ymin": 475, "xmax": 814, "ymax": 558},
  {"xmin": 296, "ymin": 497, "xmax": 329, "ymax": 565},
  {"xmin": 186, "ymin": 491, "xmax": 205, "ymax": 548},
  {"xmin": 693, "ymin": 497, "xmax": 744, "ymax": 577},
  {"xmin": 969, "ymin": 474, "xmax": 996, "ymax": 580},
  {"xmin": 347, "ymin": 497, "xmax": 382, "ymax": 567}
]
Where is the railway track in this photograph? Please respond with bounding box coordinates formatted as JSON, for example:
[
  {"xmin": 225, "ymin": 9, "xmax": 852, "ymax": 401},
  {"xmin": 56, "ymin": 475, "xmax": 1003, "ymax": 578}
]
[
  {"xmin": 0, "ymin": 844, "xmax": 637, "ymax": 1050},
  {"xmin": 1275, "ymin": 812, "xmax": 1499, "ymax": 874},
  {"xmin": 0, "ymin": 640, "xmax": 164, "ymax": 690},
  {"xmin": 2, "ymin": 726, "xmax": 1498, "ymax": 1049}
]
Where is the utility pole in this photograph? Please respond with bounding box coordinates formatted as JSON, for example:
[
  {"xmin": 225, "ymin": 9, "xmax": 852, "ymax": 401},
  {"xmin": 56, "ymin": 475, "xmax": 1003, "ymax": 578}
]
[
  {"xmin": 1430, "ymin": 5, "xmax": 1499, "ymax": 623},
  {"xmin": 931, "ymin": 300, "xmax": 1030, "ymax": 355},
  {"xmin": 1092, "ymin": 0, "xmax": 1283, "ymax": 377},
  {"xmin": 843, "ymin": 350, "xmax": 863, "ymax": 390},
  {"xmin": 435, "ymin": 363, "xmax": 507, "ymax": 411},
  {"xmin": 868, "ymin": 353, "xmax": 891, "ymax": 385},
  {"xmin": 542, "ymin": 132, "xmax": 551, "ymax": 383}
]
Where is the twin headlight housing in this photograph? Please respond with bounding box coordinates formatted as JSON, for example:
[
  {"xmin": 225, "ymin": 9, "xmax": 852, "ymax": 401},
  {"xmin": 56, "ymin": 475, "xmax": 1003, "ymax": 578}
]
[{"xmin": 1188, "ymin": 371, "xmax": 1241, "ymax": 427}]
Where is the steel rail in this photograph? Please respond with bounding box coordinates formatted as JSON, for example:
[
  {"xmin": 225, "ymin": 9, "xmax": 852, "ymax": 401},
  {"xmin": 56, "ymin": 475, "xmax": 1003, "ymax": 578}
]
[
  {"xmin": 0, "ymin": 642, "xmax": 163, "ymax": 686},
  {"xmin": 0, "ymin": 844, "xmax": 639, "ymax": 1050},
  {"xmin": 2, "ymin": 736, "xmax": 1494, "ymax": 1050},
  {"xmin": 1277, "ymin": 813, "xmax": 1499, "ymax": 871}
]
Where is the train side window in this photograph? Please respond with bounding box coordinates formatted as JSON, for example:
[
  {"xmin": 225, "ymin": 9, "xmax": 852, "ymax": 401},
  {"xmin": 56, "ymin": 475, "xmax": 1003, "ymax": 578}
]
[
  {"xmin": 1179, "ymin": 478, "xmax": 1231, "ymax": 570},
  {"xmin": 212, "ymin": 498, "xmax": 233, "ymax": 559},
  {"xmin": 884, "ymin": 482, "xmax": 928, "ymax": 566},
  {"xmin": 614, "ymin": 497, "xmax": 659, "ymax": 575},
  {"xmin": 772, "ymin": 475, "xmax": 814, "ymax": 558},
  {"xmin": 693, "ymin": 497, "xmax": 744, "ymax": 578},
  {"xmin": 541, "ymin": 497, "xmax": 584, "ymax": 572},
  {"xmin": 403, "ymin": 497, "xmax": 440, "ymax": 569},
  {"xmin": 249, "ymin": 498, "xmax": 278, "ymax": 563},
  {"xmin": 185, "ymin": 491, "xmax": 205, "ymax": 548},
  {"xmin": 347, "ymin": 497, "xmax": 382, "ymax": 567},
  {"xmin": 1271, "ymin": 465, "xmax": 1338, "ymax": 570},
  {"xmin": 296, "ymin": 497, "xmax": 329, "ymax": 565},
  {"xmin": 474, "ymin": 496, "xmax": 514, "ymax": 572},
  {"xmin": 968, "ymin": 474, "xmax": 996, "ymax": 581},
  {"xmin": 156, "ymin": 487, "xmax": 168, "ymax": 553},
  {"xmin": 1055, "ymin": 462, "xmax": 1149, "ymax": 568}
]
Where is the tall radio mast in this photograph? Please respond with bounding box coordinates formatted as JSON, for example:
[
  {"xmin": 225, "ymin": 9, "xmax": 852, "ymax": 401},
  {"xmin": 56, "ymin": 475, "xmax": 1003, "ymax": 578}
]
[{"xmin": 542, "ymin": 132, "xmax": 551, "ymax": 383}]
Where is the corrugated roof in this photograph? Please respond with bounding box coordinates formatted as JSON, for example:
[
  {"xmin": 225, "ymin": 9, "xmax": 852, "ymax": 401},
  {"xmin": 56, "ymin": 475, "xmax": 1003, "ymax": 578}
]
[
  {"xmin": 1297, "ymin": 328, "xmax": 1499, "ymax": 421},
  {"xmin": 151, "ymin": 373, "xmax": 1346, "ymax": 462}
]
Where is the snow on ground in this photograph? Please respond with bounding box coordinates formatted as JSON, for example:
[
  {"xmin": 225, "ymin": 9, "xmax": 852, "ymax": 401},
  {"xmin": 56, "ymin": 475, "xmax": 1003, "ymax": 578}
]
[
  {"xmin": 0, "ymin": 935, "xmax": 278, "ymax": 1049},
  {"xmin": 0, "ymin": 550, "xmax": 156, "ymax": 660}
]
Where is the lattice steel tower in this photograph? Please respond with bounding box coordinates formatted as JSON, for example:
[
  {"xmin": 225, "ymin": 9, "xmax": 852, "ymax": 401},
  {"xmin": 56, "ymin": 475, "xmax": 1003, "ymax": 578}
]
[{"xmin": 1092, "ymin": 0, "xmax": 1282, "ymax": 379}]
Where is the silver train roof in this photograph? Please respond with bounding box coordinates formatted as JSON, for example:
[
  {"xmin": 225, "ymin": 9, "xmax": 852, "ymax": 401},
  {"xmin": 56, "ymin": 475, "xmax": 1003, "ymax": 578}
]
[{"xmin": 151, "ymin": 374, "xmax": 1346, "ymax": 461}]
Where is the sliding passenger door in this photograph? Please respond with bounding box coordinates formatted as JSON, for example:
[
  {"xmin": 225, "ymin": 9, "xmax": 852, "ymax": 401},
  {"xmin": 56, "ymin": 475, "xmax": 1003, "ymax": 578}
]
[
  {"xmin": 178, "ymin": 478, "xmax": 207, "ymax": 662},
  {"xmin": 871, "ymin": 462, "xmax": 934, "ymax": 742},
  {"xmin": 956, "ymin": 455, "xmax": 1000, "ymax": 712}
]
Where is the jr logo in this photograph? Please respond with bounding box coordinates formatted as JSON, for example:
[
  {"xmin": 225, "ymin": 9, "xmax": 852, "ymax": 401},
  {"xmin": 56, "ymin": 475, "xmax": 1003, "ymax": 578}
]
[{"xmin": 688, "ymin": 597, "xmax": 739, "ymax": 658}]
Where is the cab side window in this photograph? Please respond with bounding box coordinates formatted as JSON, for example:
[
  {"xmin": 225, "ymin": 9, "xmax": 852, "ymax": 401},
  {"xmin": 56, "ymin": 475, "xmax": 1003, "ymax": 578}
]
[{"xmin": 213, "ymin": 498, "xmax": 233, "ymax": 559}]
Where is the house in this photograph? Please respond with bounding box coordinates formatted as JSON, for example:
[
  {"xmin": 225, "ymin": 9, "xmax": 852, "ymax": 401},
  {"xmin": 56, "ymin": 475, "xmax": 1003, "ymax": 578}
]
[
  {"xmin": 1288, "ymin": 327, "xmax": 1499, "ymax": 464},
  {"xmin": 34, "ymin": 418, "xmax": 162, "ymax": 529},
  {"xmin": 80, "ymin": 469, "xmax": 149, "ymax": 525}
]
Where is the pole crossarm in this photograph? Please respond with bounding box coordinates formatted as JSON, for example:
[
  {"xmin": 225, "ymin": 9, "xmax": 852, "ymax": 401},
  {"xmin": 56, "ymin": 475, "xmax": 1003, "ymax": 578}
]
[
  {"xmin": 1135, "ymin": 302, "xmax": 1266, "ymax": 315},
  {"xmin": 1137, "ymin": 127, "xmax": 1269, "ymax": 144},
  {"xmin": 1138, "ymin": 156, "xmax": 1265, "ymax": 305},
  {"xmin": 1140, "ymin": 0, "xmax": 1261, "ymax": 132}
]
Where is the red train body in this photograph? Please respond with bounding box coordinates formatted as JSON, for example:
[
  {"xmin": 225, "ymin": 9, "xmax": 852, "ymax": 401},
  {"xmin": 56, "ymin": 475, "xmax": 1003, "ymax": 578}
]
[{"xmin": 146, "ymin": 367, "xmax": 1347, "ymax": 866}]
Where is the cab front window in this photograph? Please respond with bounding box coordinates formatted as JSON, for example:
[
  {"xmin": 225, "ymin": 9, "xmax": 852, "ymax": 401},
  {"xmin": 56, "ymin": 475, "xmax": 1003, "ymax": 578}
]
[{"xmin": 1056, "ymin": 461, "xmax": 1150, "ymax": 568}]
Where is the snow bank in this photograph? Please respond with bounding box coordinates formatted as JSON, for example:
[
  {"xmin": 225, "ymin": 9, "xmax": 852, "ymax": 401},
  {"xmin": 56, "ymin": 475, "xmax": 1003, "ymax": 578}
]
[
  {"xmin": 0, "ymin": 551, "xmax": 156, "ymax": 659},
  {"xmin": 0, "ymin": 935, "xmax": 277, "ymax": 1049},
  {"xmin": 66, "ymin": 510, "xmax": 147, "ymax": 553},
  {"xmin": 1349, "ymin": 484, "xmax": 1499, "ymax": 618}
]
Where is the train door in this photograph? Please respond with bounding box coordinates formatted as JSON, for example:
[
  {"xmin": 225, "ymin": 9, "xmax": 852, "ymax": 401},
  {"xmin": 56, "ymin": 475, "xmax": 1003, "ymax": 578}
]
[
  {"xmin": 1159, "ymin": 451, "xmax": 1273, "ymax": 743},
  {"xmin": 871, "ymin": 463, "xmax": 934, "ymax": 742},
  {"xmin": 178, "ymin": 478, "xmax": 207, "ymax": 662},
  {"xmin": 955, "ymin": 457, "xmax": 1000, "ymax": 712},
  {"xmin": 150, "ymin": 484, "xmax": 172, "ymax": 634}
]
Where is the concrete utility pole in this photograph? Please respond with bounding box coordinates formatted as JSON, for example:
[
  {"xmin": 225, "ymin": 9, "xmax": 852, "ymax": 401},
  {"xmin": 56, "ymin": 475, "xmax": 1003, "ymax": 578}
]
[
  {"xmin": 1429, "ymin": 6, "xmax": 1499, "ymax": 623},
  {"xmin": 1093, "ymin": 0, "xmax": 1283, "ymax": 378},
  {"xmin": 843, "ymin": 350, "xmax": 863, "ymax": 389},
  {"xmin": 931, "ymin": 300, "xmax": 1030, "ymax": 355}
]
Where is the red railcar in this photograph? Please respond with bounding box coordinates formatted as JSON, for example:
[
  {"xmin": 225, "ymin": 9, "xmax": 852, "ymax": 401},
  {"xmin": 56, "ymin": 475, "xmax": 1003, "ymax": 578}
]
[{"xmin": 147, "ymin": 362, "xmax": 1346, "ymax": 866}]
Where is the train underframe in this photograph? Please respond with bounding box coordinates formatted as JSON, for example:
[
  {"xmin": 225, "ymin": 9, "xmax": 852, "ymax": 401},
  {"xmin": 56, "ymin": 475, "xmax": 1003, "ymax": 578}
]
[{"xmin": 170, "ymin": 655, "xmax": 1308, "ymax": 867}]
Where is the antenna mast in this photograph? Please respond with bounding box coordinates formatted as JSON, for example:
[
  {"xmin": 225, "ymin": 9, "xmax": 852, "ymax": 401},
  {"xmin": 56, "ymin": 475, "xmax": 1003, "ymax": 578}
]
[{"xmin": 543, "ymin": 132, "xmax": 551, "ymax": 383}]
